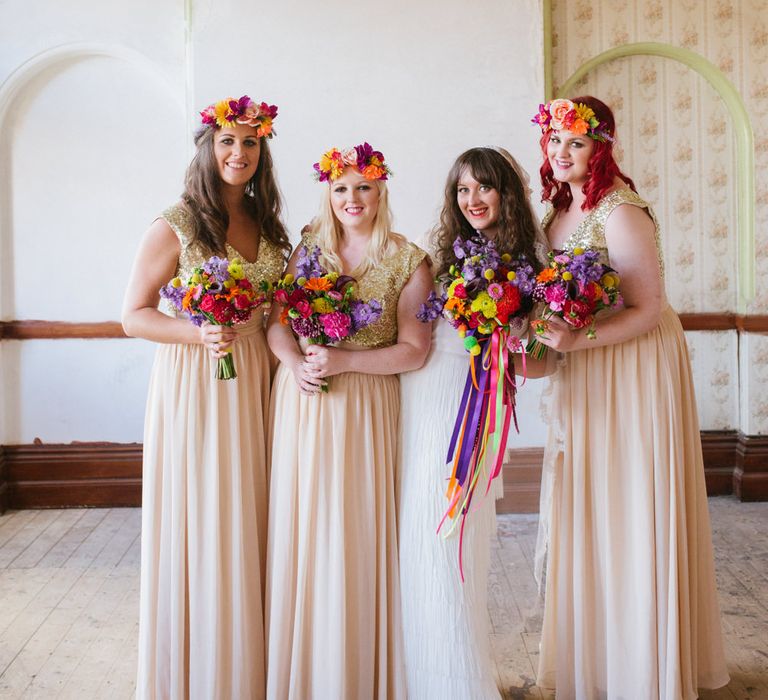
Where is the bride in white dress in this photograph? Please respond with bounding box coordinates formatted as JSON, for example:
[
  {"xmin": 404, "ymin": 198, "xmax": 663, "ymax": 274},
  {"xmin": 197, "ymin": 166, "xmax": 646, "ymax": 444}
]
[{"xmin": 398, "ymin": 147, "xmax": 547, "ymax": 699}]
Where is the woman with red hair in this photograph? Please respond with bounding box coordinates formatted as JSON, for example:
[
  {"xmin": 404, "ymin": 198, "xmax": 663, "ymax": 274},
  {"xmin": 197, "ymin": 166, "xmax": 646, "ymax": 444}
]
[{"xmin": 532, "ymin": 96, "xmax": 729, "ymax": 699}]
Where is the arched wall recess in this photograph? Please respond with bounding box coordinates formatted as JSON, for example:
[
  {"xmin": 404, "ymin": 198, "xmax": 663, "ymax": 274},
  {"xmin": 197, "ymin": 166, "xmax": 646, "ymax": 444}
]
[
  {"xmin": 0, "ymin": 42, "xmax": 186, "ymax": 320},
  {"xmin": 556, "ymin": 42, "xmax": 754, "ymax": 312}
]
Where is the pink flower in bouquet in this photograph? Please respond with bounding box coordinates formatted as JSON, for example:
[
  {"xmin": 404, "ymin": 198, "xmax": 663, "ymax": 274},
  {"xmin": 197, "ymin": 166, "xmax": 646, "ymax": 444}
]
[
  {"xmin": 327, "ymin": 290, "xmax": 343, "ymax": 301},
  {"xmin": 295, "ymin": 299, "xmax": 313, "ymax": 319},
  {"xmin": 200, "ymin": 295, "xmax": 215, "ymax": 313},
  {"xmin": 562, "ymin": 299, "xmax": 593, "ymax": 328},
  {"xmin": 544, "ymin": 284, "xmax": 568, "ymax": 311},
  {"xmin": 453, "ymin": 283, "xmax": 468, "ymax": 299},
  {"xmin": 321, "ymin": 311, "xmax": 352, "ymax": 341}
]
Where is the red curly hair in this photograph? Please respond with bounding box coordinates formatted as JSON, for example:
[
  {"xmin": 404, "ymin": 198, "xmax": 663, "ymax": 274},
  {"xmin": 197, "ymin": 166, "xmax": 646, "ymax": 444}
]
[{"xmin": 539, "ymin": 95, "xmax": 636, "ymax": 212}]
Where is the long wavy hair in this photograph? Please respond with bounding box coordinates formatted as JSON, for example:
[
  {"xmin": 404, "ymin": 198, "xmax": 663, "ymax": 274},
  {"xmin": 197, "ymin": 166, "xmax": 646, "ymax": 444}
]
[
  {"xmin": 179, "ymin": 125, "xmax": 291, "ymax": 259},
  {"xmin": 540, "ymin": 95, "xmax": 636, "ymax": 212},
  {"xmin": 310, "ymin": 175, "xmax": 405, "ymax": 277},
  {"xmin": 433, "ymin": 147, "xmax": 543, "ymax": 279}
]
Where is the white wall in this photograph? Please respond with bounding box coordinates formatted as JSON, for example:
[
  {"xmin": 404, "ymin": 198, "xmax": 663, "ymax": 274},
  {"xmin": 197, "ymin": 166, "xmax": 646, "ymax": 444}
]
[{"xmin": 0, "ymin": 0, "xmax": 546, "ymax": 444}]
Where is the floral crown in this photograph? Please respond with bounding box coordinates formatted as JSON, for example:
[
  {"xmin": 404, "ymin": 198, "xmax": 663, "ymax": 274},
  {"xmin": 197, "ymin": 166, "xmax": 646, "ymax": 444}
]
[
  {"xmin": 532, "ymin": 98, "xmax": 613, "ymax": 142},
  {"xmin": 313, "ymin": 142, "xmax": 391, "ymax": 182},
  {"xmin": 200, "ymin": 95, "xmax": 278, "ymax": 139}
]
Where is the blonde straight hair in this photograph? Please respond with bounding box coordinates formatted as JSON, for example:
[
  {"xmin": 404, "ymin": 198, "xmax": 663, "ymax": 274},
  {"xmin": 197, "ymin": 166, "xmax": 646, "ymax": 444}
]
[{"xmin": 310, "ymin": 179, "xmax": 406, "ymax": 277}]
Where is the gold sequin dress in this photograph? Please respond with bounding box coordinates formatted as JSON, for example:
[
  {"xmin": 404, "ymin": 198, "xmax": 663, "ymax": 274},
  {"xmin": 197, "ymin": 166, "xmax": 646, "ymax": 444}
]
[
  {"xmin": 137, "ymin": 204, "xmax": 285, "ymax": 700},
  {"xmin": 536, "ymin": 190, "xmax": 729, "ymax": 699},
  {"xmin": 265, "ymin": 233, "xmax": 426, "ymax": 700}
]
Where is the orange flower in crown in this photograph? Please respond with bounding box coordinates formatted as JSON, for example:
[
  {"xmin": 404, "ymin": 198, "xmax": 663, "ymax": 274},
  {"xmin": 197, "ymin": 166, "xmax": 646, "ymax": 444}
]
[
  {"xmin": 200, "ymin": 95, "xmax": 278, "ymax": 138},
  {"xmin": 531, "ymin": 98, "xmax": 613, "ymax": 142},
  {"xmin": 313, "ymin": 142, "xmax": 392, "ymax": 182}
]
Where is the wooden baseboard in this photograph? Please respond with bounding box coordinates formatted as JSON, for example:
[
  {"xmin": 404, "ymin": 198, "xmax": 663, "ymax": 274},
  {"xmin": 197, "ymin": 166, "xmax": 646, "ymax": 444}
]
[
  {"xmin": 0, "ymin": 433, "xmax": 764, "ymax": 513},
  {"xmin": 2, "ymin": 443, "xmax": 141, "ymax": 510},
  {"xmin": 735, "ymin": 434, "xmax": 768, "ymax": 501},
  {"xmin": 498, "ymin": 430, "xmax": 767, "ymax": 514}
]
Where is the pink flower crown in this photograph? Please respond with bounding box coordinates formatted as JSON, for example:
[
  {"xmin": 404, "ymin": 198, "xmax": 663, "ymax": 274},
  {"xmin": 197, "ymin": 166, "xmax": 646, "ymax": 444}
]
[
  {"xmin": 532, "ymin": 99, "xmax": 613, "ymax": 142},
  {"xmin": 313, "ymin": 142, "xmax": 391, "ymax": 182},
  {"xmin": 200, "ymin": 95, "xmax": 278, "ymax": 139}
]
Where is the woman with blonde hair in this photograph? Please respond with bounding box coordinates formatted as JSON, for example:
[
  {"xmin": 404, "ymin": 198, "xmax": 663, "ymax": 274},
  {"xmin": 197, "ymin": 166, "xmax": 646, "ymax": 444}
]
[{"xmin": 265, "ymin": 143, "xmax": 432, "ymax": 698}]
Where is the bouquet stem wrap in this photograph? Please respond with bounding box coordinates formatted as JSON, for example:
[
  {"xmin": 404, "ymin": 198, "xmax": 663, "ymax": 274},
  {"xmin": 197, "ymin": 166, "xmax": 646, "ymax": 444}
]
[
  {"xmin": 216, "ymin": 352, "xmax": 237, "ymax": 380},
  {"xmin": 438, "ymin": 327, "xmax": 522, "ymax": 581}
]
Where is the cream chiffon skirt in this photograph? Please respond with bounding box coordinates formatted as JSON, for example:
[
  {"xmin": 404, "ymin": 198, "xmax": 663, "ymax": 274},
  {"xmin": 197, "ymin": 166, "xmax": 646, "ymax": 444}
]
[
  {"xmin": 397, "ymin": 322, "xmax": 501, "ymax": 700},
  {"xmin": 266, "ymin": 366, "xmax": 406, "ymax": 699},
  {"xmin": 537, "ymin": 305, "xmax": 729, "ymax": 699},
  {"xmin": 137, "ymin": 318, "xmax": 269, "ymax": 700}
]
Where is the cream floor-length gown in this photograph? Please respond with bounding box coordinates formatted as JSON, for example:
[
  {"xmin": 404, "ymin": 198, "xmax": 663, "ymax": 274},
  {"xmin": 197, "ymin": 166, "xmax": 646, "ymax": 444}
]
[
  {"xmin": 398, "ymin": 316, "xmax": 502, "ymax": 700},
  {"xmin": 137, "ymin": 204, "xmax": 285, "ymax": 700},
  {"xmin": 536, "ymin": 190, "xmax": 729, "ymax": 699},
  {"xmin": 265, "ymin": 236, "xmax": 426, "ymax": 700}
]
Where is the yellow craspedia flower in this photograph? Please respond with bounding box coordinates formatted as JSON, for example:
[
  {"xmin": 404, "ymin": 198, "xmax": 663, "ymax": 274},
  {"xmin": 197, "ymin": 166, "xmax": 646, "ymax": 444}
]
[
  {"xmin": 483, "ymin": 268, "xmax": 495, "ymax": 281},
  {"xmin": 171, "ymin": 277, "xmax": 182, "ymax": 288},
  {"xmin": 562, "ymin": 271, "xmax": 573, "ymax": 281},
  {"xmin": 191, "ymin": 273, "xmax": 202, "ymax": 285},
  {"xmin": 573, "ymin": 247, "xmax": 585, "ymax": 255},
  {"xmin": 296, "ymin": 276, "xmax": 307, "ymax": 287},
  {"xmin": 507, "ymin": 271, "xmax": 516, "ymax": 281},
  {"xmin": 501, "ymin": 253, "xmax": 512, "ymax": 263},
  {"xmin": 311, "ymin": 297, "xmax": 334, "ymax": 314},
  {"xmin": 282, "ymin": 273, "xmax": 295, "ymax": 285},
  {"xmin": 602, "ymin": 273, "xmax": 618, "ymax": 288}
]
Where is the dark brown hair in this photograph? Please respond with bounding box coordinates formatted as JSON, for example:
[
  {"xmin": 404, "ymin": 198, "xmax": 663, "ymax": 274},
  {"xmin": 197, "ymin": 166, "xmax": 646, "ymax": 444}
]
[
  {"xmin": 434, "ymin": 147, "xmax": 543, "ymax": 279},
  {"xmin": 539, "ymin": 95, "xmax": 636, "ymax": 212},
  {"xmin": 180, "ymin": 126, "xmax": 290, "ymax": 258}
]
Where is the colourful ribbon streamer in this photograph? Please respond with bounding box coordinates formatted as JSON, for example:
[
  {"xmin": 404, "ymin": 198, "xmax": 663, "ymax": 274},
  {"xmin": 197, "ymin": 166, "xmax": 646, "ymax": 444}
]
[{"xmin": 438, "ymin": 326, "xmax": 526, "ymax": 582}]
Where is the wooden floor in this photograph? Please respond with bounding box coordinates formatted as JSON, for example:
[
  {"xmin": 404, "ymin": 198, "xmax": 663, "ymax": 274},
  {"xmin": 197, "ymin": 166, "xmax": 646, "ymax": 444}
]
[{"xmin": 0, "ymin": 497, "xmax": 765, "ymax": 699}]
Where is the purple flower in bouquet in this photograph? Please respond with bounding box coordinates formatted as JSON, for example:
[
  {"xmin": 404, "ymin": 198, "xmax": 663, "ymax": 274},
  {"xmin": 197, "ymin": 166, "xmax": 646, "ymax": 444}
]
[
  {"xmin": 202, "ymin": 256, "xmax": 230, "ymax": 283},
  {"xmin": 291, "ymin": 315, "xmax": 323, "ymax": 339},
  {"xmin": 510, "ymin": 259, "xmax": 537, "ymax": 295},
  {"xmin": 159, "ymin": 282, "xmax": 186, "ymax": 310},
  {"xmin": 321, "ymin": 311, "xmax": 352, "ymax": 341},
  {"xmin": 416, "ymin": 291, "xmax": 447, "ymax": 322},
  {"xmin": 296, "ymin": 245, "xmax": 325, "ymax": 280},
  {"xmin": 567, "ymin": 250, "xmax": 604, "ymax": 284},
  {"xmin": 350, "ymin": 299, "xmax": 383, "ymax": 333}
]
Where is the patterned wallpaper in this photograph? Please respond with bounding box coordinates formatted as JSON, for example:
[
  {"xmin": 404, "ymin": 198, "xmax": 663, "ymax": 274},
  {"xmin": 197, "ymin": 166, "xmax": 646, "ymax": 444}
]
[{"xmin": 550, "ymin": 0, "xmax": 767, "ymax": 433}]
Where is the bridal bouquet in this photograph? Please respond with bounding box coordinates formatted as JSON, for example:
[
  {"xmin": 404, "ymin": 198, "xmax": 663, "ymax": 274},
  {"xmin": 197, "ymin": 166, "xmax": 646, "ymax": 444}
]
[
  {"xmin": 275, "ymin": 245, "xmax": 382, "ymax": 390},
  {"xmin": 418, "ymin": 234, "xmax": 536, "ymax": 580},
  {"xmin": 526, "ymin": 247, "xmax": 623, "ymax": 359},
  {"xmin": 160, "ymin": 256, "xmax": 272, "ymax": 380}
]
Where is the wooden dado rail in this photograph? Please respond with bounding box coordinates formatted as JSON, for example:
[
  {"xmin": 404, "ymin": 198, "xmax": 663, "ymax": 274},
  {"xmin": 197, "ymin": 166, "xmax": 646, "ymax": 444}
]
[
  {"xmin": 1, "ymin": 315, "xmax": 768, "ymax": 338},
  {"xmin": 1, "ymin": 432, "xmax": 766, "ymax": 515}
]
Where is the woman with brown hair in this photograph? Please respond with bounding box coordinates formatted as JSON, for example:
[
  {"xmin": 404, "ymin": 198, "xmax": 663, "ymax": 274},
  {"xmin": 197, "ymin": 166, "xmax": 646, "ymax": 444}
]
[
  {"xmin": 398, "ymin": 147, "xmax": 545, "ymax": 699},
  {"xmin": 122, "ymin": 95, "xmax": 289, "ymax": 699}
]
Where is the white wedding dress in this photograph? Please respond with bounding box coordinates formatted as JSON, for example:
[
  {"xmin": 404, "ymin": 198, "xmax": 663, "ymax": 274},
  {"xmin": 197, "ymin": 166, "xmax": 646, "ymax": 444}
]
[{"xmin": 397, "ymin": 317, "xmax": 502, "ymax": 700}]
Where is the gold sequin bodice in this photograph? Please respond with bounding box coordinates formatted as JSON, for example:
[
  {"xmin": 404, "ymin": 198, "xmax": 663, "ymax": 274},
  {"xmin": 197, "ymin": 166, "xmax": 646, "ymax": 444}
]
[
  {"xmin": 543, "ymin": 189, "xmax": 665, "ymax": 276},
  {"xmin": 301, "ymin": 232, "xmax": 427, "ymax": 348},
  {"xmin": 160, "ymin": 204, "xmax": 286, "ymax": 308}
]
